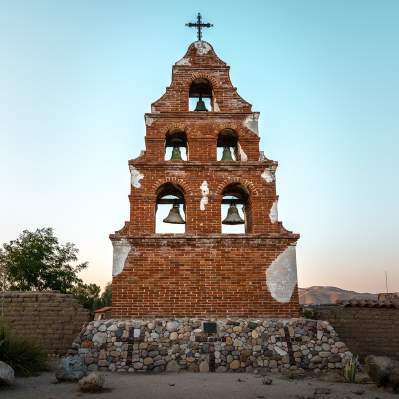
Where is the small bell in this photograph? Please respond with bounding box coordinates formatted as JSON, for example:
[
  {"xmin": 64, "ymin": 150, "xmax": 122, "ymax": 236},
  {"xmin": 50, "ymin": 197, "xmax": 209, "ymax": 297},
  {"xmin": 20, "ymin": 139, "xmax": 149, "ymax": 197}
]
[
  {"xmin": 163, "ymin": 203, "xmax": 185, "ymax": 224},
  {"xmin": 170, "ymin": 145, "xmax": 182, "ymax": 161},
  {"xmin": 222, "ymin": 203, "xmax": 245, "ymax": 225},
  {"xmin": 194, "ymin": 95, "xmax": 208, "ymax": 112},
  {"xmin": 221, "ymin": 146, "xmax": 233, "ymax": 161}
]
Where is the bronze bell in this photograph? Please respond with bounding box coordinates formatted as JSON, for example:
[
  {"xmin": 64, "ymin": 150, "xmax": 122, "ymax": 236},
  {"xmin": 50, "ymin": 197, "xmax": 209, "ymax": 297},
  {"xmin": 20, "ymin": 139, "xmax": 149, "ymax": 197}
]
[
  {"xmin": 222, "ymin": 203, "xmax": 245, "ymax": 225},
  {"xmin": 221, "ymin": 146, "xmax": 233, "ymax": 161},
  {"xmin": 194, "ymin": 95, "xmax": 208, "ymax": 112},
  {"xmin": 163, "ymin": 203, "xmax": 185, "ymax": 224},
  {"xmin": 170, "ymin": 145, "xmax": 182, "ymax": 161}
]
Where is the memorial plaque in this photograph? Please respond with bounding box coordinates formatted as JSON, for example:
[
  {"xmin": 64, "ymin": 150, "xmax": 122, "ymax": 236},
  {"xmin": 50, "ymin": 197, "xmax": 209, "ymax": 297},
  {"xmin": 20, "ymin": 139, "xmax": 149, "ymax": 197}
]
[{"xmin": 203, "ymin": 322, "xmax": 217, "ymax": 334}]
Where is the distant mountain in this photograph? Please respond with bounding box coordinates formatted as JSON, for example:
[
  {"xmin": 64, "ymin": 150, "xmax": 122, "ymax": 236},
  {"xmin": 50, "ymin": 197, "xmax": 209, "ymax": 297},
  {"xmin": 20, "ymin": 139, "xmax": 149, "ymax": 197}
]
[{"xmin": 298, "ymin": 286, "xmax": 378, "ymax": 305}]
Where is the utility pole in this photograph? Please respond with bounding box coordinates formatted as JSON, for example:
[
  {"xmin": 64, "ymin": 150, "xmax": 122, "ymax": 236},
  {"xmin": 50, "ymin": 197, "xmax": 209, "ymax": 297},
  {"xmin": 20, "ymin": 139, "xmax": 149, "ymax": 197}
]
[{"xmin": 385, "ymin": 271, "xmax": 389, "ymax": 294}]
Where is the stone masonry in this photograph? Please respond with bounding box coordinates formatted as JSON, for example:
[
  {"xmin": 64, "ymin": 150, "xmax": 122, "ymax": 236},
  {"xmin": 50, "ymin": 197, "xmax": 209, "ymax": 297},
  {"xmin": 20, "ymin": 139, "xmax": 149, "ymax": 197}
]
[{"xmin": 71, "ymin": 318, "xmax": 351, "ymax": 373}]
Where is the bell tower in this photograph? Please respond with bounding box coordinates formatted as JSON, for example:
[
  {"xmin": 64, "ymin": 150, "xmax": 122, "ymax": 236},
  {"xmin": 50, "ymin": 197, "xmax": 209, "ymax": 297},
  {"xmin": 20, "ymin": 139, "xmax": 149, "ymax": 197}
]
[{"xmin": 110, "ymin": 16, "xmax": 300, "ymax": 318}]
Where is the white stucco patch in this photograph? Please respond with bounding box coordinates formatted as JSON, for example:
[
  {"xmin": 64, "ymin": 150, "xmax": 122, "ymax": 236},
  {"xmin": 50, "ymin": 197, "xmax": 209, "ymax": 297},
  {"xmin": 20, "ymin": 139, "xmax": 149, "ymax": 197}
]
[
  {"xmin": 261, "ymin": 166, "xmax": 276, "ymax": 183},
  {"xmin": 266, "ymin": 245, "xmax": 298, "ymax": 303},
  {"xmin": 129, "ymin": 166, "xmax": 144, "ymax": 188},
  {"xmin": 194, "ymin": 41, "xmax": 211, "ymax": 55},
  {"xmin": 243, "ymin": 112, "xmax": 260, "ymax": 135},
  {"xmin": 112, "ymin": 239, "xmax": 131, "ymax": 277},
  {"xmin": 259, "ymin": 151, "xmax": 267, "ymax": 161},
  {"xmin": 176, "ymin": 57, "xmax": 191, "ymax": 66},
  {"xmin": 269, "ymin": 200, "xmax": 278, "ymax": 223},
  {"xmin": 213, "ymin": 99, "xmax": 220, "ymax": 112},
  {"xmin": 237, "ymin": 143, "xmax": 248, "ymax": 161},
  {"xmin": 199, "ymin": 180, "xmax": 209, "ymax": 211},
  {"xmin": 145, "ymin": 115, "xmax": 154, "ymax": 126}
]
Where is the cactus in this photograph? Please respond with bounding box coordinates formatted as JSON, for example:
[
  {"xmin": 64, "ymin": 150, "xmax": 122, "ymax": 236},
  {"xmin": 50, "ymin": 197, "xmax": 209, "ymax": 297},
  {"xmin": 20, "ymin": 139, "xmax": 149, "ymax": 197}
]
[{"xmin": 343, "ymin": 353, "xmax": 358, "ymax": 383}]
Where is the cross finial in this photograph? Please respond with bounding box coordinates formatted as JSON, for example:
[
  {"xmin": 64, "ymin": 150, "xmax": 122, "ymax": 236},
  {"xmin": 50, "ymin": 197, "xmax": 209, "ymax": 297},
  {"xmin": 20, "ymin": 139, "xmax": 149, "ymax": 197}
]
[{"xmin": 185, "ymin": 13, "xmax": 213, "ymax": 41}]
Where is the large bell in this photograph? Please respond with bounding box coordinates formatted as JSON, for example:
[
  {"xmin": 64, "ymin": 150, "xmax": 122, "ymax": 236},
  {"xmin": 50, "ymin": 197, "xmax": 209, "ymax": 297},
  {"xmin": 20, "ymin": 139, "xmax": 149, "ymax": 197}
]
[
  {"xmin": 194, "ymin": 95, "xmax": 208, "ymax": 112},
  {"xmin": 222, "ymin": 203, "xmax": 245, "ymax": 225},
  {"xmin": 170, "ymin": 146, "xmax": 182, "ymax": 161},
  {"xmin": 163, "ymin": 203, "xmax": 185, "ymax": 224},
  {"xmin": 221, "ymin": 146, "xmax": 233, "ymax": 161}
]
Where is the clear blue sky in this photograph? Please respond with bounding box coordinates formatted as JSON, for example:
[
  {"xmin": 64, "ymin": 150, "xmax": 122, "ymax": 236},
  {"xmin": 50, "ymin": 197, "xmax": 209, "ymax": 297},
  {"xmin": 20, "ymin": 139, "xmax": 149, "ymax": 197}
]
[{"xmin": 1, "ymin": 0, "xmax": 398, "ymax": 292}]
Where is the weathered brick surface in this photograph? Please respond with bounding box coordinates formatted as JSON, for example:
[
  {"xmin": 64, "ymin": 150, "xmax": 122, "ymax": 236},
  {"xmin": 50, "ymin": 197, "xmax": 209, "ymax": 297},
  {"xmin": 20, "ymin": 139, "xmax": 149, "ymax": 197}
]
[
  {"xmin": 126, "ymin": 165, "xmax": 284, "ymax": 235},
  {"xmin": 111, "ymin": 41, "xmax": 300, "ymax": 318},
  {"xmin": 311, "ymin": 305, "xmax": 399, "ymax": 359},
  {"xmin": 0, "ymin": 291, "xmax": 90, "ymax": 355},
  {"xmin": 151, "ymin": 43, "xmax": 252, "ymax": 113},
  {"xmin": 112, "ymin": 236, "xmax": 299, "ymax": 318}
]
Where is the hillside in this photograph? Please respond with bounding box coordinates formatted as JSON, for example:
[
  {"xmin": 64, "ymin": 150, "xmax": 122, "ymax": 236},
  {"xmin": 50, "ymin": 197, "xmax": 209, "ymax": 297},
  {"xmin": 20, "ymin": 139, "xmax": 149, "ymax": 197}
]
[{"xmin": 298, "ymin": 286, "xmax": 378, "ymax": 305}]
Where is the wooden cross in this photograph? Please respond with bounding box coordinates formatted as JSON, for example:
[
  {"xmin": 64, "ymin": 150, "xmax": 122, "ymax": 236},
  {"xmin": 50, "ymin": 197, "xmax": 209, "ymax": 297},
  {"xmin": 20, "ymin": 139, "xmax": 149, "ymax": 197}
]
[{"xmin": 186, "ymin": 13, "xmax": 213, "ymax": 41}]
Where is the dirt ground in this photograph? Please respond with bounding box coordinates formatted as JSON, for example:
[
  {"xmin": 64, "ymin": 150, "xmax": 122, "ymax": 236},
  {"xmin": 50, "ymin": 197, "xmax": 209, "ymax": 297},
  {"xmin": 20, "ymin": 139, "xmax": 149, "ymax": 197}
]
[{"xmin": 1, "ymin": 371, "xmax": 397, "ymax": 399}]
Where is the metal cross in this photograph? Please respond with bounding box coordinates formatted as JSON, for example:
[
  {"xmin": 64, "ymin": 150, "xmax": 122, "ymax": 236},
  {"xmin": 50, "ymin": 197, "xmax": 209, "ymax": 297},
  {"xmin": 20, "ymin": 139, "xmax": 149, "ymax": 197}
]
[{"xmin": 186, "ymin": 13, "xmax": 213, "ymax": 41}]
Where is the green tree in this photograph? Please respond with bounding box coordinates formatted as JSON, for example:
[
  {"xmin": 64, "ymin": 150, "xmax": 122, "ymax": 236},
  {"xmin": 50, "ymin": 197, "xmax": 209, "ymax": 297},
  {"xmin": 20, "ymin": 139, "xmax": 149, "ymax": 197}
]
[
  {"xmin": 99, "ymin": 282, "xmax": 112, "ymax": 308},
  {"xmin": 71, "ymin": 282, "xmax": 101, "ymax": 313},
  {"xmin": 0, "ymin": 250, "xmax": 8, "ymax": 292},
  {"xmin": 0, "ymin": 228, "xmax": 87, "ymax": 292}
]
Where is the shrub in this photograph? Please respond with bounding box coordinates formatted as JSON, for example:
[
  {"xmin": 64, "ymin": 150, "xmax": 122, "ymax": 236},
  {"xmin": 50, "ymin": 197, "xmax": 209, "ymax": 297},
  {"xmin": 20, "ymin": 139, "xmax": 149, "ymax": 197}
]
[
  {"xmin": 301, "ymin": 307, "xmax": 316, "ymax": 319},
  {"xmin": 343, "ymin": 353, "xmax": 358, "ymax": 383},
  {"xmin": 0, "ymin": 321, "xmax": 47, "ymax": 376}
]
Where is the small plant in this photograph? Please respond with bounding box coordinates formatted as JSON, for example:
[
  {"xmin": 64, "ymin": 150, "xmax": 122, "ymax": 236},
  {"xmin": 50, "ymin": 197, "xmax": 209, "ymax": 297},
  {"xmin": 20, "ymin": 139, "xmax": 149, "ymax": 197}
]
[
  {"xmin": 343, "ymin": 353, "xmax": 359, "ymax": 383},
  {"xmin": 301, "ymin": 307, "xmax": 315, "ymax": 319},
  {"xmin": 0, "ymin": 320, "xmax": 47, "ymax": 376}
]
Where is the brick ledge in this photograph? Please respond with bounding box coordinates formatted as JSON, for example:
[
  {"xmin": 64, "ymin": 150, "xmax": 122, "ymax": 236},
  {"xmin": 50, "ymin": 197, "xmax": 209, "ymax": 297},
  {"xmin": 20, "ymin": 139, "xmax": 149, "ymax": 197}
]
[{"xmin": 110, "ymin": 233, "xmax": 299, "ymax": 241}]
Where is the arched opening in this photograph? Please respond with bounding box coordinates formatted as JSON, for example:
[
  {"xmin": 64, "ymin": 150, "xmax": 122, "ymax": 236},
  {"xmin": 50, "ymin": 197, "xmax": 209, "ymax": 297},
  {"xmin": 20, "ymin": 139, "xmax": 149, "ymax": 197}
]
[
  {"xmin": 165, "ymin": 130, "xmax": 187, "ymax": 161},
  {"xmin": 189, "ymin": 78, "xmax": 213, "ymax": 111},
  {"xmin": 217, "ymin": 129, "xmax": 238, "ymax": 161},
  {"xmin": 155, "ymin": 183, "xmax": 186, "ymax": 234},
  {"xmin": 221, "ymin": 183, "xmax": 251, "ymax": 234}
]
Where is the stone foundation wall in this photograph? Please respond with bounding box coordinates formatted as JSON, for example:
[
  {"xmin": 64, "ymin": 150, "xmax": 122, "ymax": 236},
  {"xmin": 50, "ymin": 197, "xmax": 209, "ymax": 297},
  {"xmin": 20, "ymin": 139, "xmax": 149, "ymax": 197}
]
[
  {"xmin": 1, "ymin": 291, "xmax": 90, "ymax": 355},
  {"xmin": 71, "ymin": 318, "xmax": 350, "ymax": 373}
]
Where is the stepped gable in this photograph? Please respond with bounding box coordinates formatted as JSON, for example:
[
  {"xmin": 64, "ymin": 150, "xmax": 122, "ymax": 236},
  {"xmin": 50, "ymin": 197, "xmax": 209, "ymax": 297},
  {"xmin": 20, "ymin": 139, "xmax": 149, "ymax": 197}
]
[{"xmin": 151, "ymin": 41, "xmax": 252, "ymax": 114}]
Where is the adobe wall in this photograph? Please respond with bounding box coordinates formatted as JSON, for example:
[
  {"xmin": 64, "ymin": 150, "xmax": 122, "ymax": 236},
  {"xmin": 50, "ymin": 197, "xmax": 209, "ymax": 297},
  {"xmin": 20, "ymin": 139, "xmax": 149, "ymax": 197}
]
[
  {"xmin": 310, "ymin": 305, "xmax": 399, "ymax": 360},
  {"xmin": 0, "ymin": 291, "xmax": 90, "ymax": 355}
]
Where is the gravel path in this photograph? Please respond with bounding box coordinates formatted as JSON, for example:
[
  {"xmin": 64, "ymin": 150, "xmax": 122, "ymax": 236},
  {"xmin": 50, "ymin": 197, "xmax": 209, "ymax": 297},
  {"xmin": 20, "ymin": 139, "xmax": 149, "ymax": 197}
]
[{"xmin": 1, "ymin": 371, "xmax": 396, "ymax": 399}]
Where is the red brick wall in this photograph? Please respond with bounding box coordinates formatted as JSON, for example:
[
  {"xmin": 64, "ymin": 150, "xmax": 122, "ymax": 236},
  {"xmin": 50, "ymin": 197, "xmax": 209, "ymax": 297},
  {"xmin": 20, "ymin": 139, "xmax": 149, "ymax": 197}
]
[
  {"xmin": 143, "ymin": 115, "xmax": 260, "ymax": 162},
  {"xmin": 127, "ymin": 165, "xmax": 282, "ymax": 235},
  {"xmin": 112, "ymin": 236, "xmax": 299, "ymax": 318},
  {"xmin": 151, "ymin": 43, "xmax": 252, "ymax": 113},
  {"xmin": 111, "ymin": 41, "xmax": 300, "ymax": 318}
]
